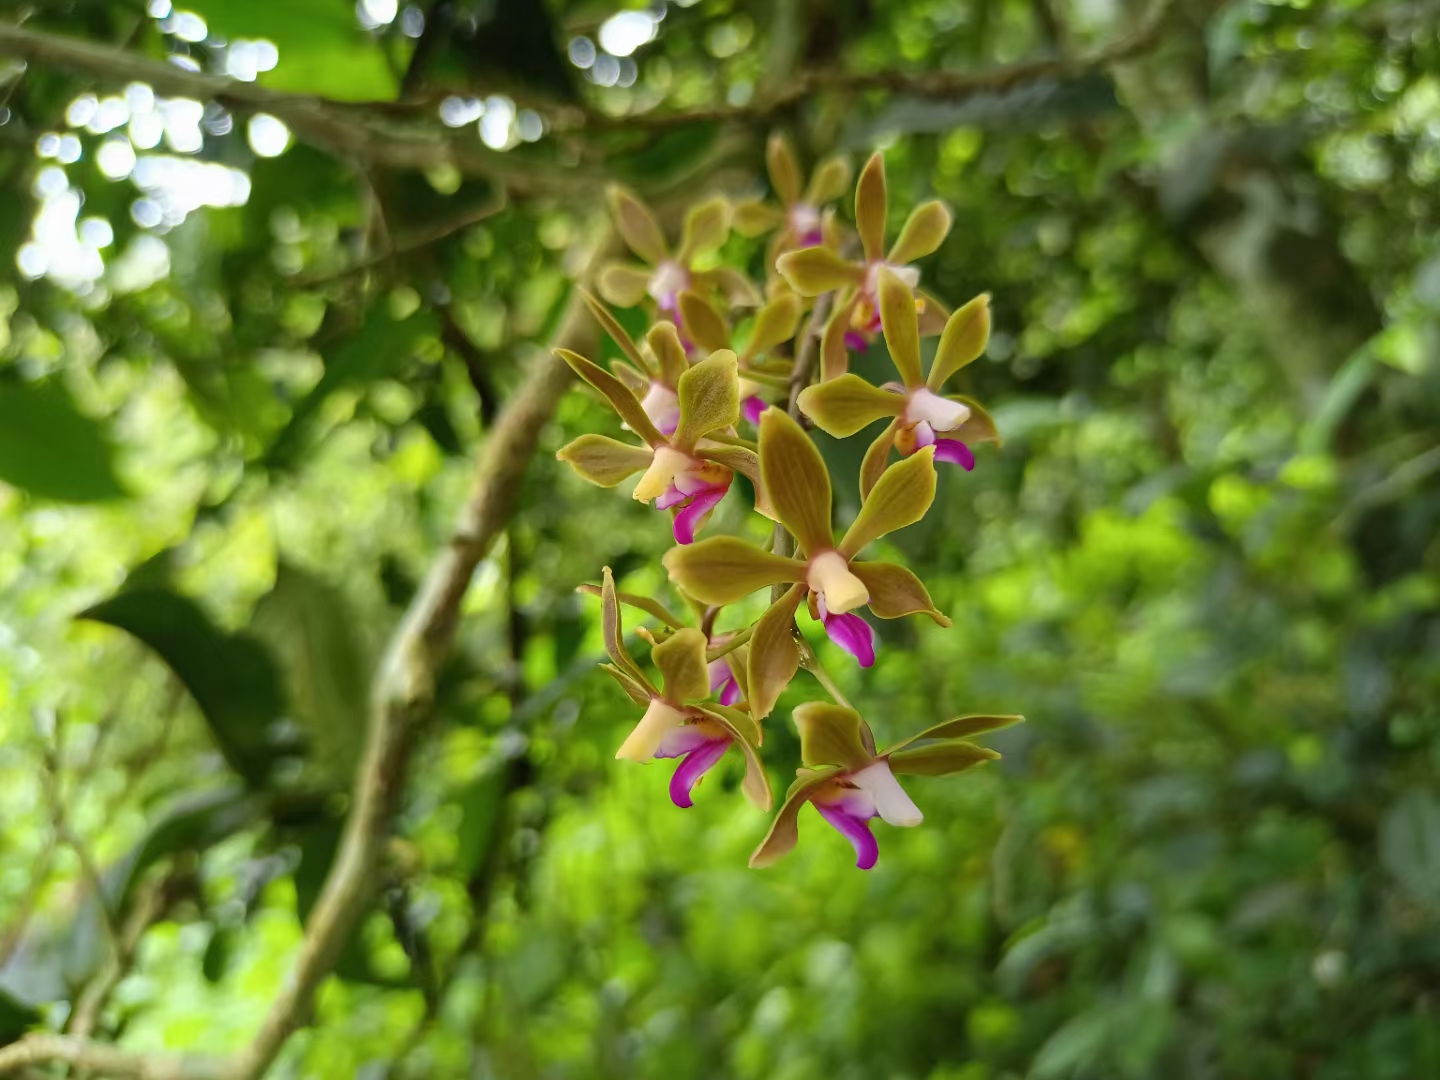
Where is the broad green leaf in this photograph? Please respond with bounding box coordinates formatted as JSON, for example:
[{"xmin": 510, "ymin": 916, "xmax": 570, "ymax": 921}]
[
  {"xmin": 248, "ymin": 563, "xmax": 370, "ymax": 784},
  {"xmin": 0, "ymin": 380, "xmax": 123, "ymax": 502},
  {"xmin": 79, "ymin": 589, "xmax": 288, "ymax": 787}
]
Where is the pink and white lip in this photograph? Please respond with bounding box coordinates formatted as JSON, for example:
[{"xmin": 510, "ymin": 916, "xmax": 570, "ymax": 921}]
[
  {"xmin": 640, "ymin": 381, "xmax": 681, "ymax": 436},
  {"xmin": 788, "ymin": 203, "xmax": 823, "ymax": 248},
  {"xmin": 647, "ymin": 260, "xmax": 691, "ymax": 314},
  {"xmin": 635, "ymin": 448, "xmax": 731, "ymax": 544},
  {"xmin": 653, "ymin": 719, "xmax": 734, "ymax": 808},
  {"xmin": 811, "ymin": 759, "xmax": 923, "ymax": 869},
  {"xmin": 806, "ymin": 551, "xmax": 876, "ymax": 667},
  {"xmin": 707, "ymin": 654, "xmax": 743, "ymax": 707}
]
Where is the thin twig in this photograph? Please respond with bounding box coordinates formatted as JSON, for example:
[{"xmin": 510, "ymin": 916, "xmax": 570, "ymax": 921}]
[
  {"xmin": 291, "ymin": 191, "xmax": 507, "ymax": 287},
  {"xmin": 0, "ymin": 1, "xmax": 1178, "ymax": 168},
  {"xmin": 0, "ymin": 1038, "xmax": 224, "ymax": 1080},
  {"xmin": 797, "ymin": 638, "xmax": 853, "ymax": 710}
]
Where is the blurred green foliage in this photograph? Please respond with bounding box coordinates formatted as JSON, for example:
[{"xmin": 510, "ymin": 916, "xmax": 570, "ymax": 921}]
[{"xmin": 1, "ymin": 1, "xmax": 1439, "ymax": 1078}]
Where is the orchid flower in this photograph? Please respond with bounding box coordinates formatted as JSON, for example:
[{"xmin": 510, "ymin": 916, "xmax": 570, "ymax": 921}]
[
  {"xmin": 555, "ymin": 346, "xmax": 773, "ymax": 544},
  {"xmin": 598, "ymin": 187, "xmax": 759, "ymax": 319},
  {"xmin": 678, "ymin": 290, "xmax": 802, "ymax": 425},
  {"xmin": 596, "ymin": 569, "xmax": 771, "ymax": 811},
  {"xmin": 663, "ymin": 408, "xmax": 950, "ymax": 720},
  {"xmin": 734, "ymin": 133, "xmax": 852, "ymax": 258},
  {"xmin": 750, "ymin": 703, "xmax": 1019, "ymax": 869},
  {"xmin": 582, "ymin": 289, "xmax": 693, "ymax": 437},
  {"xmin": 797, "ymin": 267, "xmax": 1001, "ymax": 497},
  {"xmin": 776, "ymin": 152, "xmax": 953, "ymax": 379}
]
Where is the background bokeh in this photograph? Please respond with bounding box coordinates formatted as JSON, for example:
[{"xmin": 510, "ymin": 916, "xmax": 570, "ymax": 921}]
[{"xmin": 1, "ymin": 1, "xmax": 1439, "ymax": 1077}]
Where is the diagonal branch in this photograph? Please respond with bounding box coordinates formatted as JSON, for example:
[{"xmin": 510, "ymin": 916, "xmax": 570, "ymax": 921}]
[
  {"xmin": 0, "ymin": 22, "xmax": 585, "ymax": 191},
  {"xmin": 0, "ymin": 231, "xmax": 614, "ymax": 1080},
  {"xmin": 0, "ymin": 0, "xmax": 1178, "ymax": 170},
  {"xmin": 228, "ymin": 230, "xmax": 613, "ymax": 1080},
  {"xmin": 0, "ymin": 1036, "xmax": 225, "ymax": 1080}
]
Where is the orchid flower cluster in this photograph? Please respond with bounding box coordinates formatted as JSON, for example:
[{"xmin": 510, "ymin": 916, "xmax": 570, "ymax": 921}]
[{"xmin": 557, "ymin": 138, "xmax": 1022, "ymax": 870}]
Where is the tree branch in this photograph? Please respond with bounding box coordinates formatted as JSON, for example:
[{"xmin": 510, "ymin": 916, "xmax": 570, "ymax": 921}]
[
  {"xmin": 0, "ymin": 1037, "xmax": 225, "ymax": 1080},
  {"xmin": 227, "ymin": 232, "xmax": 613, "ymax": 1080},
  {"xmin": 0, "ymin": 233, "xmax": 613, "ymax": 1080},
  {"xmin": 0, "ymin": 23, "xmax": 586, "ymax": 192},
  {"xmin": 0, "ymin": 0, "xmax": 1177, "ymax": 168}
]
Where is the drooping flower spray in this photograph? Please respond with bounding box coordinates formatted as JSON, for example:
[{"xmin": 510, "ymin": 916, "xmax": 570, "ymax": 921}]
[{"xmin": 558, "ymin": 146, "xmax": 1022, "ymax": 869}]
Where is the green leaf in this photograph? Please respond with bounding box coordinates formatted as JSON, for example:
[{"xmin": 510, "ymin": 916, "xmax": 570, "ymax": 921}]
[
  {"xmin": 186, "ymin": 0, "xmax": 398, "ymax": 100},
  {"xmin": 0, "ymin": 379, "xmax": 123, "ymax": 502},
  {"xmin": 454, "ymin": 768, "xmax": 509, "ymax": 883},
  {"xmin": 248, "ymin": 564, "xmax": 370, "ymax": 785},
  {"xmin": 79, "ymin": 589, "xmax": 288, "ymax": 787},
  {"xmin": 266, "ymin": 305, "xmax": 439, "ymax": 469}
]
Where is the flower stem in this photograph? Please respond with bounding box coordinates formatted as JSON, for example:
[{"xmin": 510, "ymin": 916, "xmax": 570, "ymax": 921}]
[
  {"xmin": 797, "ymin": 636, "xmax": 852, "ymax": 709},
  {"xmin": 705, "ymin": 626, "xmax": 754, "ymax": 662}
]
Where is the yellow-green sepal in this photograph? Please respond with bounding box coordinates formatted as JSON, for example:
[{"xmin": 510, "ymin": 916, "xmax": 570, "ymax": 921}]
[
  {"xmin": 796, "ymin": 374, "xmax": 903, "ymax": 438},
  {"xmin": 792, "ymin": 701, "xmax": 873, "ymax": 771},
  {"xmin": 557, "ymin": 434, "xmax": 654, "ymax": 487}
]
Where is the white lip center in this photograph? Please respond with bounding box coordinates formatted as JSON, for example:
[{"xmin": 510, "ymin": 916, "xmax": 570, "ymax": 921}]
[
  {"xmin": 903, "ymin": 388, "xmax": 970, "ymax": 432},
  {"xmin": 850, "ymin": 759, "xmax": 923, "ymax": 826},
  {"xmin": 864, "ymin": 261, "xmax": 921, "ymax": 298},
  {"xmin": 647, "ymin": 260, "xmax": 690, "ymax": 305},
  {"xmin": 806, "ymin": 550, "xmax": 869, "ymax": 614}
]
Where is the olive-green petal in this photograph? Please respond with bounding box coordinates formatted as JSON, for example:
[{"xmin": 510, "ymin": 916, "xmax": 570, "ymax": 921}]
[
  {"xmin": 678, "ymin": 196, "xmax": 731, "ymax": 263},
  {"xmin": 734, "ymin": 198, "xmax": 785, "ymax": 238},
  {"xmin": 797, "ymin": 374, "xmax": 903, "ymax": 438},
  {"xmin": 743, "ymin": 293, "xmax": 802, "ymax": 360},
  {"xmin": 601, "ymin": 567, "xmax": 653, "ymax": 690},
  {"xmin": 839, "ymin": 446, "xmax": 936, "ymax": 558},
  {"xmin": 859, "ymin": 418, "xmax": 900, "ymax": 500},
  {"xmin": 955, "ymin": 394, "xmax": 1001, "ymax": 446},
  {"xmin": 576, "ymin": 583, "xmax": 684, "ymax": 629},
  {"xmin": 929, "ymin": 292, "xmax": 991, "ymax": 390},
  {"xmin": 646, "ymin": 321, "xmax": 689, "ymax": 388},
  {"xmin": 557, "ymin": 434, "xmax": 654, "ymax": 488},
  {"xmin": 766, "ymin": 132, "xmax": 803, "ymax": 207},
  {"xmin": 556, "ymin": 348, "xmax": 666, "ymax": 448},
  {"xmin": 805, "ymin": 155, "xmax": 852, "ymax": 206},
  {"xmin": 580, "ymin": 288, "xmax": 651, "ymax": 376},
  {"xmin": 677, "ymin": 292, "xmax": 732, "ymax": 354},
  {"xmin": 746, "ymin": 583, "xmax": 805, "ymax": 723},
  {"xmin": 849, "ymin": 560, "xmax": 950, "ymax": 626},
  {"xmin": 776, "ymin": 247, "xmax": 863, "ymax": 297},
  {"xmin": 887, "ymin": 741, "xmax": 1000, "ymax": 776},
  {"xmin": 855, "ymin": 152, "xmax": 888, "ymax": 263},
  {"xmin": 759, "ymin": 408, "xmax": 834, "ymax": 557},
  {"xmin": 674, "ymin": 350, "xmax": 740, "ymax": 452},
  {"xmin": 603, "ymin": 664, "xmax": 652, "ymax": 707},
  {"xmin": 879, "ymin": 266, "xmax": 924, "ymax": 389},
  {"xmin": 662, "ymin": 537, "xmax": 805, "ymax": 605},
  {"xmin": 652, "ymin": 627, "xmax": 709, "ymax": 704},
  {"xmin": 888, "ymin": 200, "xmax": 952, "ymax": 266},
  {"xmin": 749, "ymin": 765, "xmax": 844, "ymax": 868},
  {"xmin": 821, "ymin": 296, "xmax": 854, "ymax": 381},
  {"xmin": 793, "ymin": 701, "xmax": 873, "ymax": 772},
  {"xmin": 596, "ymin": 262, "xmax": 652, "ymax": 308},
  {"xmin": 608, "ymin": 186, "xmax": 669, "ymax": 264},
  {"xmin": 883, "ymin": 714, "xmax": 1024, "ymax": 754}
]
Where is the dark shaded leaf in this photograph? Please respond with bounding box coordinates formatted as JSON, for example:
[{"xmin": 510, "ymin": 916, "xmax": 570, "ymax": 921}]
[
  {"xmin": 0, "ymin": 379, "xmax": 124, "ymax": 502},
  {"xmin": 79, "ymin": 590, "xmax": 288, "ymax": 787}
]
